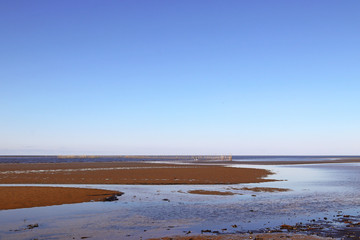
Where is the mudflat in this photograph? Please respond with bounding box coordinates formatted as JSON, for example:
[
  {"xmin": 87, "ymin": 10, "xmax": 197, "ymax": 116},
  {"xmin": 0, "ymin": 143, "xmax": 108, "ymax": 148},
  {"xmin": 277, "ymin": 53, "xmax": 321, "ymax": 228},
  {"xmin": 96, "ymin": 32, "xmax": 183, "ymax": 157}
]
[
  {"xmin": 0, "ymin": 162, "xmax": 273, "ymax": 210},
  {"xmin": 0, "ymin": 162, "xmax": 273, "ymax": 184},
  {"xmin": 0, "ymin": 186, "xmax": 122, "ymax": 210}
]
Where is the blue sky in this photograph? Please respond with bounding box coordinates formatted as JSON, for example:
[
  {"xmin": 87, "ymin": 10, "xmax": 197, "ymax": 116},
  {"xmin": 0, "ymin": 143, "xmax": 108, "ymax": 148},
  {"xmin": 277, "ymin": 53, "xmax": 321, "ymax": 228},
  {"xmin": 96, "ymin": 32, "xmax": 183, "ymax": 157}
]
[{"xmin": 1, "ymin": 0, "xmax": 360, "ymax": 155}]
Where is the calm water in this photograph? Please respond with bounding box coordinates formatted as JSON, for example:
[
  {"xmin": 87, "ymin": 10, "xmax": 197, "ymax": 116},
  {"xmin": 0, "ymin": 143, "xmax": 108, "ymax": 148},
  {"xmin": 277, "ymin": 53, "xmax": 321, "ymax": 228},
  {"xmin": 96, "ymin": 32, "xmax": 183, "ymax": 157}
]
[
  {"xmin": 1, "ymin": 162, "xmax": 360, "ymax": 239},
  {"xmin": 0, "ymin": 155, "xmax": 359, "ymax": 163}
]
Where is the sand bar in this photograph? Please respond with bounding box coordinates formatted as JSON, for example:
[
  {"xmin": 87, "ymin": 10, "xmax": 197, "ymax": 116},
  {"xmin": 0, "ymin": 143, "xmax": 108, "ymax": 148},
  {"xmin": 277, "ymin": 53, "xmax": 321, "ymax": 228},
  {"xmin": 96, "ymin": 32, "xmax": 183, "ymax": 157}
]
[
  {"xmin": 0, "ymin": 162, "xmax": 273, "ymax": 184},
  {"xmin": 0, "ymin": 162, "xmax": 273, "ymax": 210},
  {"xmin": 230, "ymin": 186, "xmax": 291, "ymax": 192},
  {"xmin": 0, "ymin": 186, "xmax": 122, "ymax": 210}
]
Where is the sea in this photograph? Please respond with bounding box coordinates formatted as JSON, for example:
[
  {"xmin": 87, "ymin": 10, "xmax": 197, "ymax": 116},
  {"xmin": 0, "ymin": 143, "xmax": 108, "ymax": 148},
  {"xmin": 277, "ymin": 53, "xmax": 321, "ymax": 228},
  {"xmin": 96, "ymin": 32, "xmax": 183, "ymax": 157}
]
[{"xmin": 0, "ymin": 155, "xmax": 359, "ymax": 163}]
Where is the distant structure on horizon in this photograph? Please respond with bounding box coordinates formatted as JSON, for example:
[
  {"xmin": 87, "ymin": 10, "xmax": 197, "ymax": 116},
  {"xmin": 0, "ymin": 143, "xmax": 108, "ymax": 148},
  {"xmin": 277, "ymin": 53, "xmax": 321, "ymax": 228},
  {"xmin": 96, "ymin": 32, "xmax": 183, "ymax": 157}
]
[
  {"xmin": 221, "ymin": 155, "xmax": 232, "ymax": 161},
  {"xmin": 193, "ymin": 155, "xmax": 232, "ymax": 161},
  {"xmin": 54, "ymin": 155, "xmax": 233, "ymax": 162}
]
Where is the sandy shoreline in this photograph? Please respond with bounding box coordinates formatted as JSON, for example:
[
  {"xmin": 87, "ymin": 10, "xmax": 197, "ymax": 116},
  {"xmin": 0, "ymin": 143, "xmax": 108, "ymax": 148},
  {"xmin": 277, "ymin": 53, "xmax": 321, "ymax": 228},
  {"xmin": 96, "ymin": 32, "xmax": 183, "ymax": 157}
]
[
  {"xmin": 0, "ymin": 159, "xmax": 358, "ymax": 211},
  {"xmin": 1, "ymin": 160, "xmax": 359, "ymax": 239},
  {"xmin": 0, "ymin": 186, "xmax": 122, "ymax": 210},
  {"xmin": 0, "ymin": 161, "xmax": 273, "ymax": 210},
  {"xmin": 0, "ymin": 161, "xmax": 273, "ymax": 184}
]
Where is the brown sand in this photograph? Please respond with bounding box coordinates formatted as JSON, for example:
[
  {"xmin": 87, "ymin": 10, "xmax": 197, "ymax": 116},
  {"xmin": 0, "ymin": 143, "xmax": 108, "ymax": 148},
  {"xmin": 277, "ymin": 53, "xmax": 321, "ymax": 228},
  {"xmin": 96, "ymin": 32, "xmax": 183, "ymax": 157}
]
[
  {"xmin": 0, "ymin": 162, "xmax": 273, "ymax": 210},
  {"xmin": 0, "ymin": 162, "xmax": 273, "ymax": 184},
  {"xmin": 229, "ymin": 187, "xmax": 291, "ymax": 192},
  {"xmin": 0, "ymin": 186, "xmax": 122, "ymax": 210},
  {"xmin": 148, "ymin": 233, "xmax": 332, "ymax": 240},
  {"xmin": 188, "ymin": 190, "xmax": 236, "ymax": 195}
]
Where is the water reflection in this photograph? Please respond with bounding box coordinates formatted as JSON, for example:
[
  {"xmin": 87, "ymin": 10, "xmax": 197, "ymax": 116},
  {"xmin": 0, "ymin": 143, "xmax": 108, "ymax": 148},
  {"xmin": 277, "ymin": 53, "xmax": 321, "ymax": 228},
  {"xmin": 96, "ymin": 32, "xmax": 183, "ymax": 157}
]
[{"xmin": 1, "ymin": 163, "xmax": 360, "ymax": 239}]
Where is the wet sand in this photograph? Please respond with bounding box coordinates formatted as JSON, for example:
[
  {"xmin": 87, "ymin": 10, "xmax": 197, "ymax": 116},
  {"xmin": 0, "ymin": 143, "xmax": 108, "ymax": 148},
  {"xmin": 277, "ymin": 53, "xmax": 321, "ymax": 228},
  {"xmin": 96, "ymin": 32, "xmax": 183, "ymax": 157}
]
[
  {"xmin": 1, "ymin": 160, "xmax": 359, "ymax": 239},
  {"xmin": 0, "ymin": 186, "xmax": 122, "ymax": 210},
  {"xmin": 0, "ymin": 162, "xmax": 273, "ymax": 184},
  {"xmin": 187, "ymin": 187, "xmax": 290, "ymax": 196},
  {"xmin": 0, "ymin": 162, "xmax": 273, "ymax": 211},
  {"xmin": 230, "ymin": 187, "xmax": 291, "ymax": 192}
]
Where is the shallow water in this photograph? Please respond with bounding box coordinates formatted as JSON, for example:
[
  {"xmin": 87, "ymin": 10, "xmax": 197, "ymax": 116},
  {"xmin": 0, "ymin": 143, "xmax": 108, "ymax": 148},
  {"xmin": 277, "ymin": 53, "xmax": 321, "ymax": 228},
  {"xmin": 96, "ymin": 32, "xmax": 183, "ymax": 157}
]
[
  {"xmin": 1, "ymin": 155, "xmax": 359, "ymax": 163},
  {"xmin": 1, "ymin": 163, "xmax": 360, "ymax": 239}
]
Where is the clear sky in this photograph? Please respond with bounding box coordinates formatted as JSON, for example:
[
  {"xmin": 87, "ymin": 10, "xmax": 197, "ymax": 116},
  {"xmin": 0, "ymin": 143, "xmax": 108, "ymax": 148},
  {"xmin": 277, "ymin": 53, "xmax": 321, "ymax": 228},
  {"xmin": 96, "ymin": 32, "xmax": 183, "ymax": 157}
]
[{"xmin": 1, "ymin": 0, "xmax": 360, "ymax": 155}]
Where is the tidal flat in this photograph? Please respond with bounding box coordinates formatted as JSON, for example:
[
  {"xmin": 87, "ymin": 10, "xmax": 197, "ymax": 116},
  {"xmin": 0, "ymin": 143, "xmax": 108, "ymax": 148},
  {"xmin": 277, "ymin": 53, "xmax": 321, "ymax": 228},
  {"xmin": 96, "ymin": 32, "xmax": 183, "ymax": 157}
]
[{"xmin": 1, "ymin": 157, "xmax": 360, "ymax": 239}]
